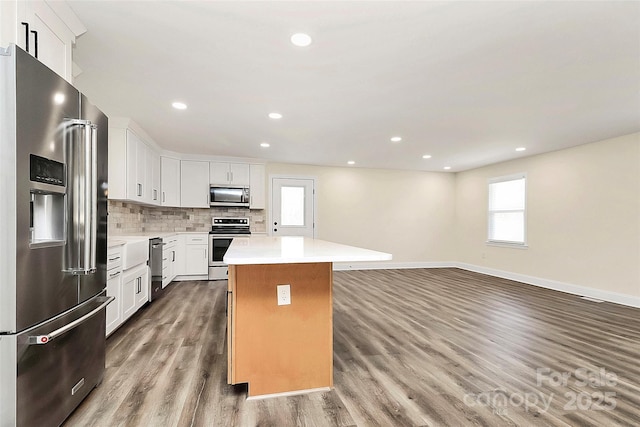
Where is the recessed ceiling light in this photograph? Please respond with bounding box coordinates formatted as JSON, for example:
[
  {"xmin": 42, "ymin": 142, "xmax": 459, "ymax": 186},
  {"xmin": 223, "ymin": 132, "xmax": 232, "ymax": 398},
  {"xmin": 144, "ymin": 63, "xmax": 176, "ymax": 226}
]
[
  {"xmin": 347, "ymin": 160, "xmax": 355, "ymax": 165},
  {"xmin": 268, "ymin": 112, "xmax": 282, "ymax": 119},
  {"xmin": 443, "ymin": 166, "xmax": 451, "ymax": 170},
  {"xmin": 260, "ymin": 142, "xmax": 270, "ymax": 148},
  {"xmin": 390, "ymin": 136, "xmax": 402, "ymax": 143},
  {"xmin": 422, "ymin": 154, "xmax": 432, "ymax": 159},
  {"xmin": 291, "ymin": 33, "xmax": 312, "ymax": 47},
  {"xmin": 516, "ymin": 147, "xmax": 526, "ymax": 152},
  {"xmin": 172, "ymin": 101, "xmax": 187, "ymax": 110}
]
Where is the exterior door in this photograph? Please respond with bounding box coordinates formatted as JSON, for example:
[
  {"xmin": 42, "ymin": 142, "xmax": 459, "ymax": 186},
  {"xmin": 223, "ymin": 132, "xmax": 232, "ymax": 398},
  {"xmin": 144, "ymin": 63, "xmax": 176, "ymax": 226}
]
[{"xmin": 271, "ymin": 178, "xmax": 315, "ymax": 237}]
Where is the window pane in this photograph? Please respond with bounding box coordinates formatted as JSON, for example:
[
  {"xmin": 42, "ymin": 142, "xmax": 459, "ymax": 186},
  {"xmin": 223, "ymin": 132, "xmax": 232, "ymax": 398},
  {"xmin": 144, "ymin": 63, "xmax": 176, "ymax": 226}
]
[
  {"xmin": 281, "ymin": 186, "xmax": 305, "ymax": 226},
  {"xmin": 488, "ymin": 175, "xmax": 526, "ymax": 244},
  {"xmin": 489, "ymin": 178, "xmax": 525, "ymax": 211},
  {"xmin": 489, "ymin": 212, "xmax": 524, "ymax": 242}
]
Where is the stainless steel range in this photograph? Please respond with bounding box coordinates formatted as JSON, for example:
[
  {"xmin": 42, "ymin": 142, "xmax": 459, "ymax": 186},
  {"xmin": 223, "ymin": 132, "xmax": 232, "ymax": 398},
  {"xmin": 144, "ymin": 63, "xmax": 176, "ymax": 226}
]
[{"xmin": 208, "ymin": 217, "xmax": 251, "ymax": 280}]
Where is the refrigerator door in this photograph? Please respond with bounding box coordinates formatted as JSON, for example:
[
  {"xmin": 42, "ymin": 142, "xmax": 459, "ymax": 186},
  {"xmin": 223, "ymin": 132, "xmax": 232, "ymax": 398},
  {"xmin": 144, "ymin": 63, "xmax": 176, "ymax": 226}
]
[
  {"xmin": 78, "ymin": 94, "xmax": 108, "ymax": 303},
  {"xmin": 12, "ymin": 46, "xmax": 81, "ymax": 332}
]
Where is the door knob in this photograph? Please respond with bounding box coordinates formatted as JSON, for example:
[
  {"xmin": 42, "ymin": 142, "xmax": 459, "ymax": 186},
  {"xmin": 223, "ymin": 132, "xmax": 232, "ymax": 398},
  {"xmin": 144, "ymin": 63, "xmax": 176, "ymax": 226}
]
[
  {"xmin": 274, "ymin": 228, "xmax": 278, "ymax": 232},
  {"xmin": 274, "ymin": 222, "xmax": 278, "ymax": 225}
]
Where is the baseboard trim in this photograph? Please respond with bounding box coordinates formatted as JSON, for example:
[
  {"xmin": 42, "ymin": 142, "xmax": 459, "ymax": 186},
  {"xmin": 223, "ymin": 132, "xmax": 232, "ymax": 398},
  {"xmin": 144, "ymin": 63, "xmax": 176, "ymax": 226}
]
[
  {"xmin": 454, "ymin": 262, "xmax": 640, "ymax": 309},
  {"xmin": 333, "ymin": 261, "xmax": 456, "ymax": 271},
  {"xmin": 246, "ymin": 387, "xmax": 331, "ymax": 401},
  {"xmin": 174, "ymin": 275, "xmax": 209, "ymax": 282}
]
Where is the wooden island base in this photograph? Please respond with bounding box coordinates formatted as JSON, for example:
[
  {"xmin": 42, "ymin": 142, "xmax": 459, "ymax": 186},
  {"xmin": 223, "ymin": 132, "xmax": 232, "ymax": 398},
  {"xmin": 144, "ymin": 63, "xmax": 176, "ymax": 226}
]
[{"xmin": 227, "ymin": 262, "xmax": 333, "ymax": 397}]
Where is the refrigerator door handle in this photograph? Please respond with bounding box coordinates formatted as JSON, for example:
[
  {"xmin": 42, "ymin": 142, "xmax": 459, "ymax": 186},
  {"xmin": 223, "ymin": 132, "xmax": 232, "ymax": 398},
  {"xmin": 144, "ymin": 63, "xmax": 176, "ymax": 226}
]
[
  {"xmin": 64, "ymin": 119, "xmax": 98, "ymax": 275},
  {"xmin": 28, "ymin": 296, "xmax": 114, "ymax": 345}
]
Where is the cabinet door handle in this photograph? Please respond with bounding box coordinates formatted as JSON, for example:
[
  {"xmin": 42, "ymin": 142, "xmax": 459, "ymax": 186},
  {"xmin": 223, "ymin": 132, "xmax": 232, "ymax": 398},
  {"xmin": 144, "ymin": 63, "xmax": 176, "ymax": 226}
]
[
  {"xmin": 108, "ymin": 271, "xmax": 121, "ymax": 278},
  {"xmin": 153, "ymin": 189, "xmax": 157, "ymax": 200},
  {"xmin": 162, "ymin": 192, "xmax": 166, "ymax": 203},
  {"xmin": 230, "ymin": 171, "xmax": 233, "ymax": 182},
  {"xmin": 30, "ymin": 30, "xmax": 38, "ymax": 58},
  {"xmin": 21, "ymin": 22, "xmax": 29, "ymax": 53},
  {"xmin": 137, "ymin": 183, "xmax": 142, "ymax": 196},
  {"xmin": 172, "ymin": 250, "xmax": 175, "ymax": 262}
]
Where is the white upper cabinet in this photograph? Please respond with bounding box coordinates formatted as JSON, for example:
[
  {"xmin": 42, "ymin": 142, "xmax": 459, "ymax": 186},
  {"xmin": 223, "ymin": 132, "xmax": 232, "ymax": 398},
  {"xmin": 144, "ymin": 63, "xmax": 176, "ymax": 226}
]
[
  {"xmin": 149, "ymin": 149, "xmax": 161, "ymax": 204},
  {"xmin": 160, "ymin": 156, "xmax": 181, "ymax": 207},
  {"xmin": 181, "ymin": 160, "xmax": 209, "ymax": 208},
  {"xmin": 109, "ymin": 126, "xmax": 160, "ymax": 206},
  {"xmin": 131, "ymin": 130, "xmax": 148, "ymax": 202},
  {"xmin": 210, "ymin": 162, "xmax": 249, "ymax": 186},
  {"xmin": 0, "ymin": 0, "xmax": 86, "ymax": 82},
  {"xmin": 249, "ymin": 164, "xmax": 266, "ymax": 209}
]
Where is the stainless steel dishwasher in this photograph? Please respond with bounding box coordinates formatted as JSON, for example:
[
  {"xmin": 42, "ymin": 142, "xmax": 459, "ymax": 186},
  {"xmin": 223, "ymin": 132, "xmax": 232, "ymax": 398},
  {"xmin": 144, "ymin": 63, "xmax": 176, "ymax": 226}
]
[{"xmin": 149, "ymin": 238, "xmax": 165, "ymax": 300}]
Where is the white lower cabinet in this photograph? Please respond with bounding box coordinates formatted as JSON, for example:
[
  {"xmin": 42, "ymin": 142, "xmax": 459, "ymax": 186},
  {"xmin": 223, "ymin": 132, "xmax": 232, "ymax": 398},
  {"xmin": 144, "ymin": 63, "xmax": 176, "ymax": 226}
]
[
  {"xmin": 106, "ymin": 261, "xmax": 149, "ymax": 336},
  {"xmin": 106, "ymin": 246, "xmax": 123, "ymax": 336},
  {"xmin": 121, "ymin": 271, "xmax": 138, "ymax": 322},
  {"xmin": 122, "ymin": 263, "xmax": 149, "ymax": 321},
  {"xmin": 184, "ymin": 234, "xmax": 208, "ymax": 275},
  {"xmin": 162, "ymin": 235, "xmax": 179, "ymax": 288},
  {"xmin": 175, "ymin": 234, "xmax": 187, "ymax": 276}
]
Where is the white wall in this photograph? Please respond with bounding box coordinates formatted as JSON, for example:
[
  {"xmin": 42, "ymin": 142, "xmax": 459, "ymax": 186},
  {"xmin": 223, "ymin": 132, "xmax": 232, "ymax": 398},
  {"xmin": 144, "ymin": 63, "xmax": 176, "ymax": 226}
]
[
  {"xmin": 265, "ymin": 133, "xmax": 639, "ymax": 304},
  {"xmin": 266, "ymin": 163, "xmax": 457, "ymax": 264},
  {"xmin": 455, "ymin": 133, "xmax": 640, "ymax": 300}
]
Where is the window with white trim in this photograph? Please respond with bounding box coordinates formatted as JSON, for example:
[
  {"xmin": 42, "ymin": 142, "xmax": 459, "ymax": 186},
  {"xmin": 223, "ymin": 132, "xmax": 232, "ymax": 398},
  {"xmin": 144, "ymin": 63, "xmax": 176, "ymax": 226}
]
[{"xmin": 488, "ymin": 174, "xmax": 526, "ymax": 245}]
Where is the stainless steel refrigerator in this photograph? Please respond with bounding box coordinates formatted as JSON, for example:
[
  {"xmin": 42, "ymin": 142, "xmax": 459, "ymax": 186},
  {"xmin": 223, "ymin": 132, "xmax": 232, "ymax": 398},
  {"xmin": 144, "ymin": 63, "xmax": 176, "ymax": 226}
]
[{"xmin": 0, "ymin": 44, "xmax": 112, "ymax": 427}]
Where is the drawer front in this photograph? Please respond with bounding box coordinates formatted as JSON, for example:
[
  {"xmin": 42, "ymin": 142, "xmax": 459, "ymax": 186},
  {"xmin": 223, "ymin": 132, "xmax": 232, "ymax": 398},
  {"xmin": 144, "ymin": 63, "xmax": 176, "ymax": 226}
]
[
  {"xmin": 107, "ymin": 250, "xmax": 123, "ymax": 271},
  {"xmin": 106, "ymin": 268, "xmax": 122, "ymax": 281},
  {"xmin": 163, "ymin": 235, "xmax": 179, "ymax": 247},
  {"xmin": 185, "ymin": 235, "xmax": 208, "ymax": 245}
]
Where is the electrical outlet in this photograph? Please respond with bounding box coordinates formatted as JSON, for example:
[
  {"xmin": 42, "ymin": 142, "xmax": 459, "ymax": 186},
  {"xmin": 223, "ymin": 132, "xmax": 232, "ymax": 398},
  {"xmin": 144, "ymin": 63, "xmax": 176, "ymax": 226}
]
[{"xmin": 277, "ymin": 284, "xmax": 291, "ymax": 306}]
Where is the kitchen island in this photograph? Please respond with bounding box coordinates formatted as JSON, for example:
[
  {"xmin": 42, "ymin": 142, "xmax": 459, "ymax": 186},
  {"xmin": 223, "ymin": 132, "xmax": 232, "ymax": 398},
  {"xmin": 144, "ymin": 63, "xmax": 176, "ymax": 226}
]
[{"xmin": 224, "ymin": 236, "xmax": 391, "ymax": 398}]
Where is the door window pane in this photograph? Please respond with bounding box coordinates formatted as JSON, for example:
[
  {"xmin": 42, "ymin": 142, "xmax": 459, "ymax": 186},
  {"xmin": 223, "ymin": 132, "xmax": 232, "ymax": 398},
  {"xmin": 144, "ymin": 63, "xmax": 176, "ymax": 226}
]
[{"xmin": 281, "ymin": 186, "xmax": 305, "ymax": 226}]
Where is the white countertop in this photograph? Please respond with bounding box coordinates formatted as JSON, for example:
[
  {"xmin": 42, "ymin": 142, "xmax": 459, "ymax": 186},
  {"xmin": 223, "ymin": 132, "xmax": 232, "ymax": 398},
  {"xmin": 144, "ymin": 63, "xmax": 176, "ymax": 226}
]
[{"xmin": 224, "ymin": 236, "xmax": 392, "ymax": 265}]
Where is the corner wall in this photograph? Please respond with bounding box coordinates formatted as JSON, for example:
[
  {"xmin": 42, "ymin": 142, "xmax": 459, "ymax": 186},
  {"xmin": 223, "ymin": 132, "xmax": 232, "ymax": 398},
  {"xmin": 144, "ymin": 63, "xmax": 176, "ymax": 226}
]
[{"xmin": 455, "ymin": 133, "xmax": 640, "ymax": 301}]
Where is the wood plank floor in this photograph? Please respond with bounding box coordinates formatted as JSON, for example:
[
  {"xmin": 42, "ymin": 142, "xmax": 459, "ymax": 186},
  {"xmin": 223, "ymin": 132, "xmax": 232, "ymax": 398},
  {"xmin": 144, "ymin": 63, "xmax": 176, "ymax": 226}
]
[{"xmin": 64, "ymin": 268, "xmax": 640, "ymax": 427}]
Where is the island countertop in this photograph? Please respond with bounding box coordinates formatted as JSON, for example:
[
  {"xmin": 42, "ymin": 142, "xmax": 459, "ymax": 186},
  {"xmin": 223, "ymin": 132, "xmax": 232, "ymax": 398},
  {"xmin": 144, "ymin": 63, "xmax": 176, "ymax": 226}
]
[{"xmin": 224, "ymin": 236, "xmax": 392, "ymax": 265}]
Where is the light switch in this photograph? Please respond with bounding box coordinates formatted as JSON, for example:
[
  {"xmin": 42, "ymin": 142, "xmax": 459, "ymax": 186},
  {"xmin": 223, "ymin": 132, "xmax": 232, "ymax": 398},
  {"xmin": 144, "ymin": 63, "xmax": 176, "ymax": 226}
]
[{"xmin": 277, "ymin": 284, "xmax": 291, "ymax": 306}]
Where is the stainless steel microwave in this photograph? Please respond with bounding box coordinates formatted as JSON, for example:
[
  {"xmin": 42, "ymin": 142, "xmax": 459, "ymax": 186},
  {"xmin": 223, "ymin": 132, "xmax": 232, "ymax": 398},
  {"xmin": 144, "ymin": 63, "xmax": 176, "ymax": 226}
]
[{"xmin": 209, "ymin": 185, "xmax": 250, "ymax": 207}]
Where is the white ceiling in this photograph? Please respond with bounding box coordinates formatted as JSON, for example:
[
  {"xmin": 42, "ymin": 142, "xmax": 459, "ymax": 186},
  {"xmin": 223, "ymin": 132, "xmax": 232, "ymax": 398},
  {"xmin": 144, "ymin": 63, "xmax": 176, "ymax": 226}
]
[{"xmin": 67, "ymin": 1, "xmax": 640, "ymax": 172}]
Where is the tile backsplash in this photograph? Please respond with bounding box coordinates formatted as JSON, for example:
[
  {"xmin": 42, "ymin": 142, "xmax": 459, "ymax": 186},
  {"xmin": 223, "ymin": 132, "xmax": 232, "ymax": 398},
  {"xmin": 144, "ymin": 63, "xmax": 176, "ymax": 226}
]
[{"xmin": 108, "ymin": 201, "xmax": 266, "ymax": 235}]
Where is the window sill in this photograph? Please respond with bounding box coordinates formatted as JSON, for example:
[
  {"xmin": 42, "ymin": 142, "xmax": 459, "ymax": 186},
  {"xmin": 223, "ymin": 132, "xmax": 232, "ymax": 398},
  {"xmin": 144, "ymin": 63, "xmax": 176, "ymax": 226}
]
[{"xmin": 486, "ymin": 241, "xmax": 529, "ymax": 249}]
